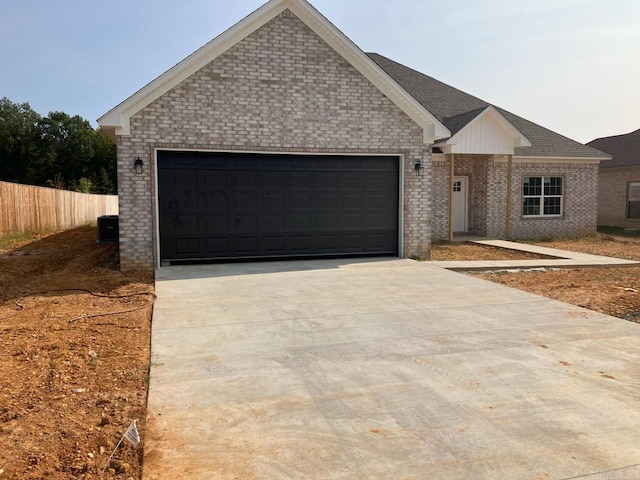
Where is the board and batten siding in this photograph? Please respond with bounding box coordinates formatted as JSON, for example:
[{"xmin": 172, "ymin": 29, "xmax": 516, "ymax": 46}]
[
  {"xmin": 448, "ymin": 115, "xmax": 516, "ymax": 155},
  {"xmin": 0, "ymin": 181, "xmax": 118, "ymax": 235}
]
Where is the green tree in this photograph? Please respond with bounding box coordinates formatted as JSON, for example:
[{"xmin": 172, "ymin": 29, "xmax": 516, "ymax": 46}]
[
  {"xmin": 0, "ymin": 98, "xmax": 117, "ymax": 194},
  {"xmin": 0, "ymin": 97, "xmax": 41, "ymax": 183},
  {"xmin": 90, "ymin": 129, "xmax": 117, "ymax": 194},
  {"xmin": 33, "ymin": 112, "xmax": 95, "ymax": 189}
]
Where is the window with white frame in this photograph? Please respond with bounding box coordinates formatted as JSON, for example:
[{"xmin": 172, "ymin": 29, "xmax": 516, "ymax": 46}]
[{"xmin": 523, "ymin": 176, "xmax": 563, "ymax": 217}]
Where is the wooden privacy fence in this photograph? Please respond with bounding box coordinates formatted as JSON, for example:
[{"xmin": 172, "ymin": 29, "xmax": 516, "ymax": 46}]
[{"xmin": 0, "ymin": 181, "xmax": 119, "ymax": 235}]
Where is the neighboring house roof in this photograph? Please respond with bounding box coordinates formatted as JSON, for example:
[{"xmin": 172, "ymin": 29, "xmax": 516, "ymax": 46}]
[
  {"xmin": 587, "ymin": 129, "xmax": 640, "ymax": 168},
  {"xmin": 98, "ymin": 0, "xmax": 449, "ymax": 144},
  {"xmin": 367, "ymin": 53, "xmax": 610, "ymax": 159}
]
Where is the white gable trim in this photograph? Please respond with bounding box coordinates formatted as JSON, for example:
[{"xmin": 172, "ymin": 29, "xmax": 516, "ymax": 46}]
[
  {"xmin": 436, "ymin": 106, "xmax": 532, "ymax": 155},
  {"xmin": 98, "ymin": 0, "xmax": 449, "ymax": 143}
]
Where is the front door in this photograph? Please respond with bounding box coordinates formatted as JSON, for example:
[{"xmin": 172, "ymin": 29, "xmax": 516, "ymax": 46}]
[{"xmin": 453, "ymin": 176, "xmax": 468, "ymax": 233}]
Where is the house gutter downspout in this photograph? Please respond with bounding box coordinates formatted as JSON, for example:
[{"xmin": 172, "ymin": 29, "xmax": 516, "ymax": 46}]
[
  {"xmin": 449, "ymin": 154, "xmax": 455, "ymax": 242},
  {"xmin": 505, "ymin": 154, "xmax": 513, "ymax": 239}
]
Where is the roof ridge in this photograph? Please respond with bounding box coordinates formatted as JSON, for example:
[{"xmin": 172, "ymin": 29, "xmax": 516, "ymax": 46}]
[{"xmin": 588, "ymin": 128, "xmax": 640, "ymax": 145}]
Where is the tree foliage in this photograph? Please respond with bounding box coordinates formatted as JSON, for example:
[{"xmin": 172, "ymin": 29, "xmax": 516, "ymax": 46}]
[{"xmin": 0, "ymin": 97, "xmax": 117, "ymax": 194}]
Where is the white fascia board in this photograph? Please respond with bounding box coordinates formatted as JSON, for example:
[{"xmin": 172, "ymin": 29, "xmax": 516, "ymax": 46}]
[
  {"xmin": 444, "ymin": 106, "xmax": 531, "ymax": 148},
  {"xmin": 98, "ymin": 0, "xmax": 450, "ymax": 144},
  {"xmin": 510, "ymin": 156, "xmax": 608, "ymax": 164}
]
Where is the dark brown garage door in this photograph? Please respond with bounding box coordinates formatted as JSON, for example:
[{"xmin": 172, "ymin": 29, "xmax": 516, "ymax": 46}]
[{"xmin": 157, "ymin": 151, "xmax": 399, "ymax": 263}]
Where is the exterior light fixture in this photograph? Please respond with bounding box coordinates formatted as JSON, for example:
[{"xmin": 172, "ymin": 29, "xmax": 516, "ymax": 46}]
[
  {"xmin": 414, "ymin": 160, "xmax": 424, "ymax": 177},
  {"xmin": 134, "ymin": 157, "xmax": 143, "ymax": 174}
]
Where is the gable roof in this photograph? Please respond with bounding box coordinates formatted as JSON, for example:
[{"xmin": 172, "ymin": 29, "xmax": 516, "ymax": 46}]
[
  {"xmin": 587, "ymin": 129, "xmax": 640, "ymax": 168},
  {"xmin": 435, "ymin": 105, "xmax": 532, "ymax": 155},
  {"xmin": 367, "ymin": 53, "xmax": 610, "ymax": 159},
  {"xmin": 98, "ymin": 0, "xmax": 449, "ymax": 143}
]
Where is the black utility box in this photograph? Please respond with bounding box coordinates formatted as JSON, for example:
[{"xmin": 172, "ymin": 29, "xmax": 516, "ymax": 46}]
[{"xmin": 96, "ymin": 215, "xmax": 119, "ymax": 244}]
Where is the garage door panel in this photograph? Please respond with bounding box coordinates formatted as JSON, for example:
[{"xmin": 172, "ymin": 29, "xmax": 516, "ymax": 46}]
[
  {"xmin": 290, "ymin": 173, "xmax": 312, "ymax": 190},
  {"xmin": 233, "ymin": 172, "xmax": 257, "ymax": 188},
  {"xmin": 204, "ymin": 237, "xmax": 230, "ymax": 256},
  {"xmin": 174, "ymin": 171, "xmax": 198, "ymax": 187},
  {"xmin": 263, "ymin": 236, "xmax": 287, "ymax": 255},
  {"xmin": 204, "ymin": 214, "xmax": 229, "ymax": 232},
  {"xmin": 314, "ymin": 213, "xmax": 338, "ymax": 230},
  {"xmin": 315, "ymin": 173, "xmax": 338, "ymax": 190},
  {"xmin": 342, "ymin": 214, "xmax": 363, "ymax": 229},
  {"xmin": 175, "ymin": 214, "xmax": 198, "ymax": 233},
  {"xmin": 201, "ymin": 171, "xmax": 228, "ymax": 188},
  {"xmin": 234, "ymin": 236, "xmax": 259, "ymax": 254},
  {"xmin": 175, "ymin": 237, "xmax": 199, "ymax": 256},
  {"xmin": 341, "ymin": 173, "xmax": 363, "ymax": 190},
  {"xmin": 289, "ymin": 235, "xmax": 313, "ymax": 253},
  {"xmin": 234, "ymin": 215, "xmax": 258, "ymax": 233},
  {"xmin": 288, "ymin": 193, "xmax": 311, "ymax": 210},
  {"xmin": 158, "ymin": 151, "xmax": 399, "ymax": 262},
  {"xmin": 366, "ymin": 213, "xmax": 395, "ymax": 229},
  {"xmin": 261, "ymin": 214, "xmax": 286, "ymax": 231},
  {"xmin": 314, "ymin": 193, "xmax": 338, "ymax": 210},
  {"xmin": 340, "ymin": 193, "xmax": 363, "ymax": 210},
  {"xmin": 203, "ymin": 192, "xmax": 228, "ymax": 210},
  {"xmin": 313, "ymin": 235, "xmax": 338, "ymax": 252},
  {"xmin": 262, "ymin": 192, "xmax": 285, "ymax": 210},
  {"xmin": 232, "ymin": 192, "xmax": 257, "ymax": 210},
  {"xmin": 289, "ymin": 214, "xmax": 312, "ymax": 230}
]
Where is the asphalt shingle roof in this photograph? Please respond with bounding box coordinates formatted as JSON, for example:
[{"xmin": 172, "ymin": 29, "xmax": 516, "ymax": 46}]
[
  {"xmin": 587, "ymin": 129, "xmax": 640, "ymax": 169},
  {"xmin": 367, "ymin": 53, "xmax": 610, "ymax": 159}
]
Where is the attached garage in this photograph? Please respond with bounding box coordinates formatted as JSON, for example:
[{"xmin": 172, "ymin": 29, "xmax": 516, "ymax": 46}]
[{"xmin": 157, "ymin": 151, "xmax": 400, "ymax": 263}]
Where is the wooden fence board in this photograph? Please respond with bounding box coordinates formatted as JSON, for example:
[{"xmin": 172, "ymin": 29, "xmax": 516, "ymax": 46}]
[{"xmin": 0, "ymin": 181, "xmax": 118, "ymax": 235}]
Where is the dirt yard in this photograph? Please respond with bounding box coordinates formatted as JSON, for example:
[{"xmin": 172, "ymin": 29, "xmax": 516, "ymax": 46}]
[
  {"xmin": 432, "ymin": 232, "xmax": 640, "ymax": 322},
  {"xmin": 0, "ymin": 227, "xmax": 153, "ymax": 480}
]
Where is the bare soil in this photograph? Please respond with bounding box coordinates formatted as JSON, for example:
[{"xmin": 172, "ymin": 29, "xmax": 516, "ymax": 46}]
[
  {"xmin": 437, "ymin": 233, "xmax": 640, "ymax": 322},
  {"xmin": 0, "ymin": 227, "xmax": 153, "ymax": 480},
  {"xmin": 430, "ymin": 241, "xmax": 555, "ymax": 261}
]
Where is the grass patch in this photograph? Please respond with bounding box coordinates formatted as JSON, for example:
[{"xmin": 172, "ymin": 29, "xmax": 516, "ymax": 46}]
[
  {"xmin": 0, "ymin": 231, "xmax": 56, "ymax": 251},
  {"xmin": 598, "ymin": 226, "xmax": 640, "ymax": 237}
]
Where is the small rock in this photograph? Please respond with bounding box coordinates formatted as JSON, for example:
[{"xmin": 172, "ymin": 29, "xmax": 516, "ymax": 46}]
[
  {"xmin": 99, "ymin": 413, "xmax": 110, "ymax": 426},
  {"xmin": 87, "ymin": 453, "xmax": 94, "ymax": 459},
  {"xmin": 109, "ymin": 460, "xmax": 130, "ymax": 473},
  {"xmin": 72, "ymin": 388, "xmax": 86, "ymax": 393}
]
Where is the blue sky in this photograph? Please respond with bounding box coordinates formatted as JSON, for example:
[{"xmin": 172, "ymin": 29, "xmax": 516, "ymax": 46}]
[{"xmin": 1, "ymin": 0, "xmax": 638, "ymax": 143}]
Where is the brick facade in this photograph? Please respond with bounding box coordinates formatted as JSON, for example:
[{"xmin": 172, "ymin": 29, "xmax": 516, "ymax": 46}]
[
  {"xmin": 598, "ymin": 167, "xmax": 640, "ymax": 228},
  {"xmin": 116, "ymin": 10, "xmax": 431, "ymax": 270},
  {"xmin": 431, "ymin": 155, "xmax": 599, "ymax": 241}
]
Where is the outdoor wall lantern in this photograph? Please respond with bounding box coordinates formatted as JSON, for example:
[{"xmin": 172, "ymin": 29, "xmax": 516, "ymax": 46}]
[
  {"xmin": 414, "ymin": 160, "xmax": 424, "ymax": 177},
  {"xmin": 134, "ymin": 157, "xmax": 144, "ymax": 174}
]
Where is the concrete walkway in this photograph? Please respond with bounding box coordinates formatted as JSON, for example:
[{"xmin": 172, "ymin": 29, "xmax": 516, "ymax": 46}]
[
  {"xmin": 431, "ymin": 239, "xmax": 639, "ymax": 271},
  {"xmin": 144, "ymin": 258, "xmax": 640, "ymax": 480}
]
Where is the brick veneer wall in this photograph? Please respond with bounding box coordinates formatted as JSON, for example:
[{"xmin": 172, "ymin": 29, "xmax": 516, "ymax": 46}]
[
  {"xmin": 508, "ymin": 161, "xmax": 599, "ymax": 239},
  {"xmin": 431, "ymin": 155, "xmax": 599, "ymax": 240},
  {"xmin": 116, "ymin": 10, "xmax": 430, "ymax": 270},
  {"xmin": 598, "ymin": 167, "xmax": 640, "ymax": 228},
  {"xmin": 431, "ymin": 157, "xmax": 450, "ymax": 241}
]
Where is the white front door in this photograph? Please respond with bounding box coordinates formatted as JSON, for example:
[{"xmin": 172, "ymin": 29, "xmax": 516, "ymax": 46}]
[{"xmin": 453, "ymin": 176, "xmax": 468, "ymax": 233}]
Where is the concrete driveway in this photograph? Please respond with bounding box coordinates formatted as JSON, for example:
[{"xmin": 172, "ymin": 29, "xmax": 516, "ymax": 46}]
[{"xmin": 144, "ymin": 259, "xmax": 640, "ymax": 480}]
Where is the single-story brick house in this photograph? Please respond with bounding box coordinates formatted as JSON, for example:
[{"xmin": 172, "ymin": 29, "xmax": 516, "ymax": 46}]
[
  {"xmin": 587, "ymin": 129, "xmax": 640, "ymax": 227},
  {"xmin": 98, "ymin": 0, "xmax": 609, "ymax": 270}
]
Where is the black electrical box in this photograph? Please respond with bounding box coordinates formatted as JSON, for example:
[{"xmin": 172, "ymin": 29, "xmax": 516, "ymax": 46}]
[{"xmin": 96, "ymin": 215, "xmax": 119, "ymax": 244}]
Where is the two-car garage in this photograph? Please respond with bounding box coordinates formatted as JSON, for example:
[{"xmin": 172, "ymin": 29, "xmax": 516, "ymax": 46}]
[{"xmin": 157, "ymin": 151, "xmax": 400, "ymax": 264}]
